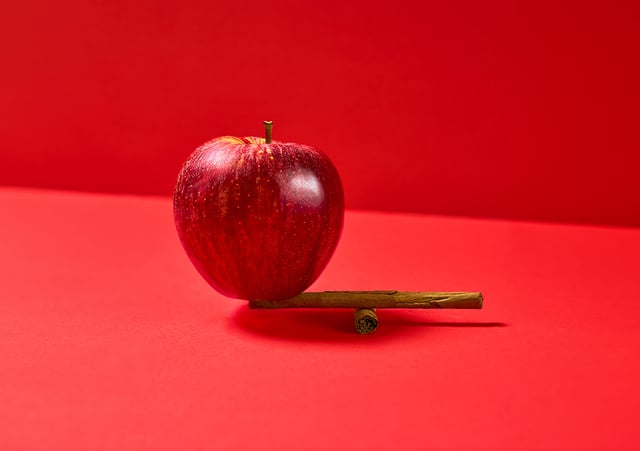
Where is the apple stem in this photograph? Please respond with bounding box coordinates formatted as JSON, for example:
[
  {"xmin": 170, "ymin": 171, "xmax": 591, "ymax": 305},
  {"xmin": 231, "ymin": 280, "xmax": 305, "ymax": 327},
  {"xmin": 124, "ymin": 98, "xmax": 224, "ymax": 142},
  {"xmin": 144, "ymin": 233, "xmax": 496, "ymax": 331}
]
[{"xmin": 264, "ymin": 121, "xmax": 273, "ymax": 144}]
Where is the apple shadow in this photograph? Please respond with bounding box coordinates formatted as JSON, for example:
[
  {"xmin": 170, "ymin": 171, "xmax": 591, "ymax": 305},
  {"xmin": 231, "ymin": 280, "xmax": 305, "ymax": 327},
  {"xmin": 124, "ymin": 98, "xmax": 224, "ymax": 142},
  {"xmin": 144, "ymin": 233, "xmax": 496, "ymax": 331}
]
[{"xmin": 231, "ymin": 305, "xmax": 507, "ymax": 343}]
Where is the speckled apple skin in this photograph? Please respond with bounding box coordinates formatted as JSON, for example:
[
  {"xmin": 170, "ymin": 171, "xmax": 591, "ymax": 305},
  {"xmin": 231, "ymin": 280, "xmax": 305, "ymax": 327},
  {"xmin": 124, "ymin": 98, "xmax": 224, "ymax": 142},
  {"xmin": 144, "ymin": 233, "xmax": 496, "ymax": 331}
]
[{"xmin": 174, "ymin": 136, "xmax": 344, "ymax": 301}]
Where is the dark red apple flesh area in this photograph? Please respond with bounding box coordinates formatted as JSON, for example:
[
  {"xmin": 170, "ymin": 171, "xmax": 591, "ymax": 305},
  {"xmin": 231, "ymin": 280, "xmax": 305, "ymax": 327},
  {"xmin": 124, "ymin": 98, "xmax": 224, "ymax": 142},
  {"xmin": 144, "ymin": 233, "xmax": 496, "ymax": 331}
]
[{"xmin": 174, "ymin": 133, "xmax": 344, "ymax": 301}]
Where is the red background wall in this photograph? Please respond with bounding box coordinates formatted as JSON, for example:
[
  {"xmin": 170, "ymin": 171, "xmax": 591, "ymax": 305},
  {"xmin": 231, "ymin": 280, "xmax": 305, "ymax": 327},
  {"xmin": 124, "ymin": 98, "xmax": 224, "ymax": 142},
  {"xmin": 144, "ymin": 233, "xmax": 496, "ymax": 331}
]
[{"xmin": 1, "ymin": 0, "xmax": 639, "ymax": 226}]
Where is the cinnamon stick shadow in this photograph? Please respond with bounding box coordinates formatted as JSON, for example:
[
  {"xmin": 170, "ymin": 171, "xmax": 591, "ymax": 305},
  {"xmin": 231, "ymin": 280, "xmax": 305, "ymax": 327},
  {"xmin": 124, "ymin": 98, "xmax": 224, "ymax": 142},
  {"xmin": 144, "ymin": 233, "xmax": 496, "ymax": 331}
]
[{"xmin": 233, "ymin": 306, "xmax": 505, "ymax": 342}]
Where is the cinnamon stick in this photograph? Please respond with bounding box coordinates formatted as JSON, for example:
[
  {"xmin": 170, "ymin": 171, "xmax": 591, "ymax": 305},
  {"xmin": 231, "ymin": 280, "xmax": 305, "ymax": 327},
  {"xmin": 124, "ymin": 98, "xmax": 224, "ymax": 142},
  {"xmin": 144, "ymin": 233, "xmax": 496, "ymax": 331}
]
[
  {"xmin": 249, "ymin": 291, "xmax": 483, "ymax": 309},
  {"xmin": 354, "ymin": 308, "xmax": 378, "ymax": 334}
]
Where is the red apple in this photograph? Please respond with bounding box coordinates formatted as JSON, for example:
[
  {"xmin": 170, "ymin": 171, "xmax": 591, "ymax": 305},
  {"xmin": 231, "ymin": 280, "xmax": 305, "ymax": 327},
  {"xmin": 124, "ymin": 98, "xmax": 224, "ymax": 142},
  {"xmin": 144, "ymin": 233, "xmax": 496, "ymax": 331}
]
[{"xmin": 174, "ymin": 123, "xmax": 344, "ymax": 301}]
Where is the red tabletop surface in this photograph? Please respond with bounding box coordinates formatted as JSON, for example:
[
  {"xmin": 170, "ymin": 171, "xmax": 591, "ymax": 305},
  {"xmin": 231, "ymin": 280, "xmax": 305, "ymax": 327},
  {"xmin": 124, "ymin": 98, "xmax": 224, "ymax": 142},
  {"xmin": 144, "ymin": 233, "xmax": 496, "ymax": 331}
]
[{"xmin": 1, "ymin": 187, "xmax": 639, "ymax": 450}]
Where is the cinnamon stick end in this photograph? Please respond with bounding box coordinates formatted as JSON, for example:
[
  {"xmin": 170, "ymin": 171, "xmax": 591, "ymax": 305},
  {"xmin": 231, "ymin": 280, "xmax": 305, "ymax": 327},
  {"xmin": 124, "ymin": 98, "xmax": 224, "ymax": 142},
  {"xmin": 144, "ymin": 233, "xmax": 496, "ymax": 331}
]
[{"xmin": 354, "ymin": 308, "xmax": 378, "ymax": 335}]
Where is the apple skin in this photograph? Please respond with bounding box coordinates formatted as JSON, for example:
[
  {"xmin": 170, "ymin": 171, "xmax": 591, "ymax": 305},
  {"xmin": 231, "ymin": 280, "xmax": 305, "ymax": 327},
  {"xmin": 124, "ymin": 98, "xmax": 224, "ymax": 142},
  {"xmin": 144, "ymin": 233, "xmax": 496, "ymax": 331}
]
[{"xmin": 174, "ymin": 136, "xmax": 344, "ymax": 301}]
